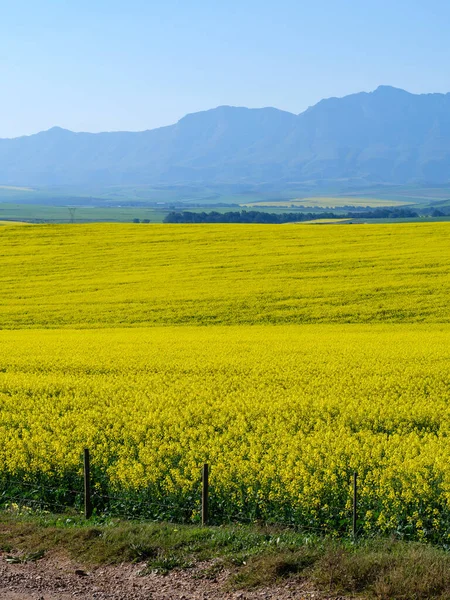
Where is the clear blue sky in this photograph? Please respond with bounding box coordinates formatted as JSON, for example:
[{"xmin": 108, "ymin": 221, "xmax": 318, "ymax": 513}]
[{"xmin": 1, "ymin": 0, "xmax": 450, "ymax": 137}]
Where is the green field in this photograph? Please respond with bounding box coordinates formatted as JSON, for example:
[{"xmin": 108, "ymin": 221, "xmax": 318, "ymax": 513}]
[
  {"xmin": 0, "ymin": 181, "xmax": 449, "ymax": 212},
  {"xmin": 0, "ymin": 203, "xmax": 303, "ymax": 224},
  {"xmin": 2, "ymin": 201, "xmax": 449, "ymax": 225},
  {"xmin": 0, "ymin": 180, "xmax": 449, "ymax": 224},
  {"xmin": 0, "ymin": 203, "xmax": 167, "ymax": 223}
]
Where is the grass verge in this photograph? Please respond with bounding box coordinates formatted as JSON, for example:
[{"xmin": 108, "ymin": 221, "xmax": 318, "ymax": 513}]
[{"xmin": 1, "ymin": 510, "xmax": 449, "ymax": 598}]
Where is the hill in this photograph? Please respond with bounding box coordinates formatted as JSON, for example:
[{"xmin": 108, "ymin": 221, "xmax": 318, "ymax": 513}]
[{"xmin": 1, "ymin": 86, "xmax": 450, "ymax": 187}]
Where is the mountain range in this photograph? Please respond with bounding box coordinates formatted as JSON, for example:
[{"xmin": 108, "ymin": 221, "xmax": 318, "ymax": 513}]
[{"xmin": 2, "ymin": 86, "xmax": 450, "ymax": 187}]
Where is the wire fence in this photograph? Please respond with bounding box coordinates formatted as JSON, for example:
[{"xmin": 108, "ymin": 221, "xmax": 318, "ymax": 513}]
[{"xmin": 1, "ymin": 450, "xmax": 449, "ymax": 543}]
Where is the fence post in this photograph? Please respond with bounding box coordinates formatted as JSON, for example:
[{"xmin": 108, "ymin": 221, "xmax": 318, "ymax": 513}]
[
  {"xmin": 352, "ymin": 471, "xmax": 357, "ymax": 539},
  {"xmin": 84, "ymin": 449, "xmax": 92, "ymax": 519},
  {"xmin": 202, "ymin": 464, "xmax": 209, "ymax": 526}
]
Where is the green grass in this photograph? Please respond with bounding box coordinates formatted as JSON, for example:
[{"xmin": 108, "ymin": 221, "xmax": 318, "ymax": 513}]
[
  {"xmin": 1, "ymin": 512, "xmax": 450, "ymax": 598},
  {"xmin": 0, "ymin": 203, "xmax": 167, "ymax": 223}
]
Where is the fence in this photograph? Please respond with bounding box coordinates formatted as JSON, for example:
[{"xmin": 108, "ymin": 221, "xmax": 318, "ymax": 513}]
[{"xmin": 0, "ymin": 449, "xmax": 446, "ymax": 543}]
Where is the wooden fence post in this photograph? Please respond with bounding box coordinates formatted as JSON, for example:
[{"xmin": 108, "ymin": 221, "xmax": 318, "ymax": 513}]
[
  {"xmin": 84, "ymin": 449, "xmax": 92, "ymax": 519},
  {"xmin": 352, "ymin": 471, "xmax": 357, "ymax": 539},
  {"xmin": 202, "ymin": 464, "xmax": 209, "ymax": 526}
]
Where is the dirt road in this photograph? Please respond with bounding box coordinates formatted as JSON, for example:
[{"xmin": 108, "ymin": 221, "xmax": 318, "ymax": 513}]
[{"xmin": 0, "ymin": 553, "xmax": 341, "ymax": 600}]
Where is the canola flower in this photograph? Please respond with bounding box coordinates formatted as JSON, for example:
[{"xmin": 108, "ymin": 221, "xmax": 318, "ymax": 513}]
[
  {"xmin": 1, "ymin": 222, "xmax": 450, "ymax": 538},
  {"xmin": 0, "ymin": 222, "xmax": 449, "ymax": 328},
  {"xmin": 0, "ymin": 325, "xmax": 450, "ymax": 537}
]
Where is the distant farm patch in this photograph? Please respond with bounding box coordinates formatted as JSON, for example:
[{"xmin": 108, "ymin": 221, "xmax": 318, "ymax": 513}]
[{"xmin": 244, "ymin": 196, "xmax": 410, "ymax": 209}]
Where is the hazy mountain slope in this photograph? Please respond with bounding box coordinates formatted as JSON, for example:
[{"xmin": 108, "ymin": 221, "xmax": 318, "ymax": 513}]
[
  {"xmin": 1, "ymin": 86, "xmax": 450, "ymax": 186},
  {"xmin": 281, "ymin": 86, "xmax": 450, "ymax": 183}
]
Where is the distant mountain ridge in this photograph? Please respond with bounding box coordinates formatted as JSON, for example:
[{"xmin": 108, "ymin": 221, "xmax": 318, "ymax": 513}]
[{"xmin": 2, "ymin": 86, "xmax": 450, "ymax": 187}]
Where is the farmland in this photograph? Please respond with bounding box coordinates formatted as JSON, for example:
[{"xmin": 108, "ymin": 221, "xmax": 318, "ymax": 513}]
[
  {"xmin": 243, "ymin": 196, "xmax": 411, "ymax": 208},
  {"xmin": 1, "ymin": 222, "xmax": 450, "ymax": 329},
  {"xmin": 0, "ymin": 202, "xmax": 167, "ymax": 224},
  {"xmin": 1, "ymin": 222, "xmax": 450, "ymax": 539}
]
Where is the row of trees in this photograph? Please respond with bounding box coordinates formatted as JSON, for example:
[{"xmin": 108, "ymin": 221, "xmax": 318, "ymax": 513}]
[{"xmin": 163, "ymin": 208, "xmax": 421, "ymax": 224}]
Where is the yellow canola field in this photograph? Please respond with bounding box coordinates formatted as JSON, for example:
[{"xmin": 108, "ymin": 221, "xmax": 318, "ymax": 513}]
[
  {"xmin": 1, "ymin": 222, "xmax": 450, "ymax": 536},
  {"xmin": 1, "ymin": 325, "xmax": 450, "ymax": 536},
  {"xmin": 0, "ymin": 220, "xmax": 29, "ymax": 226},
  {"xmin": 0, "ymin": 222, "xmax": 450, "ymax": 328}
]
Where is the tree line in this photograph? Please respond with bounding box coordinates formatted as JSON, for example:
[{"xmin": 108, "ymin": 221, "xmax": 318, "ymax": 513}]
[{"xmin": 162, "ymin": 208, "xmax": 421, "ymax": 224}]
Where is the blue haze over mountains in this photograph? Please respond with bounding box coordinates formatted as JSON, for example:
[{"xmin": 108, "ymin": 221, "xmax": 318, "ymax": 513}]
[{"xmin": 2, "ymin": 86, "xmax": 450, "ymax": 188}]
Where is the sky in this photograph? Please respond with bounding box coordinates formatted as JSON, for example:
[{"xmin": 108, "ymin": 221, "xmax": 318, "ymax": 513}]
[{"xmin": 1, "ymin": 0, "xmax": 450, "ymax": 138}]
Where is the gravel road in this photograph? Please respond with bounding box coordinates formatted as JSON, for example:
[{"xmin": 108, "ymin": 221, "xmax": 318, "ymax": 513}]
[{"xmin": 0, "ymin": 552, "xmax": 345, "ymax": 600}]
